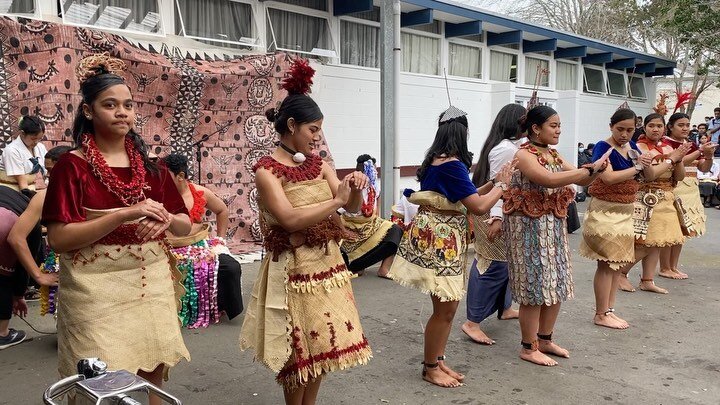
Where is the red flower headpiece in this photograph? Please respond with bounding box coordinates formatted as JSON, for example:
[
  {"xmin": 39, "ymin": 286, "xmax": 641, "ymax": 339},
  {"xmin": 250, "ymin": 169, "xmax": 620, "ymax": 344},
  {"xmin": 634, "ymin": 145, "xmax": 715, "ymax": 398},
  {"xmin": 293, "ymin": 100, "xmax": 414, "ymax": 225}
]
[
  {"xmin": 282, "ymin": 58, "xmax": 315, "ymax": 95},
  {"xmin": 673, "ymin": 90, "xmax": 693, "ymax": 114}
]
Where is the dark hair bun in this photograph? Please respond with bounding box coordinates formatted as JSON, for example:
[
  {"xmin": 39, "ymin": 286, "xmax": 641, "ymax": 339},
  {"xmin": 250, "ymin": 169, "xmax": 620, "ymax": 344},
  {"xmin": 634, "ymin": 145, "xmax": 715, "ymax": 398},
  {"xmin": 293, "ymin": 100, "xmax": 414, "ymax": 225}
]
[{"xmin": 265, "ymin": 108, "xmax": 277, "ymax": 123}]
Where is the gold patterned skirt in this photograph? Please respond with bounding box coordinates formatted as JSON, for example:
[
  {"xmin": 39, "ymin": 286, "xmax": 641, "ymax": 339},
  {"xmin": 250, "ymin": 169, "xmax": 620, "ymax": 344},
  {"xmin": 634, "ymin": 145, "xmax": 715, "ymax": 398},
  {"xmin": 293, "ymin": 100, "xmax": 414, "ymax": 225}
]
[
  {"xmin": 387, "ymin": 191, "xmax": 469, "ymax": 302},
  {"xmin": 634, "ymin": 189, "xmax": 685, "ymax": 247},
  {"xmin": 579, "ymin": 198, "xmax": 635, "ymax": 270},
  {"xmin": 239, "ymin": 179, "xmax": 371, "ymax": 390},
  {"xmin": 57, "ymin": 241, "xmax": 190, "ymax": 378},
  {"xmin": 674, "ymin": 177, "xmax": 705, "ymax": 237}
]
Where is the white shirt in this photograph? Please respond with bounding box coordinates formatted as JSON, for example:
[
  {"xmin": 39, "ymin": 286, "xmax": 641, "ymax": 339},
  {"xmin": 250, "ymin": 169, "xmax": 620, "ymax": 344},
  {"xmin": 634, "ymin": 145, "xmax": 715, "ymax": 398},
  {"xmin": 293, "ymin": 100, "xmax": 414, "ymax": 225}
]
[
  {"xmin": 697, "ymin": 162, "xmax": 719, "ymax": 181},
  {"xmin": 488, "ymin": 138, "xmax": 524, "ymax": 218},
  {"xmin": 0, "ymin": 136, "xmax": 47, "ymax": 175}
]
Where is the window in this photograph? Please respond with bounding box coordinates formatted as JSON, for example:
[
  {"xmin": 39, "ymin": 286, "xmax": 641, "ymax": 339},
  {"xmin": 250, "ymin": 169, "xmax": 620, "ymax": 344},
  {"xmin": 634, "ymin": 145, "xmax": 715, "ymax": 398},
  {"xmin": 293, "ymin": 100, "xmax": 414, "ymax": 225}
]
[
  {"xmin": 340, "ymin": 20, "xmax": 379, "ymax": 68},
  {"xmin": 61, "ymin": 0, "xmax": 163, "ymax": 35},
  {"xmin": 525, "ymin": 57, "xmax": 549, "ymax": 87},
  {"xmin": 402, "ymin": 31, "xmax": 439, "ymax": 75},
  {"xmin": 556, "ymin": 62, "xmax": 577, "ymax": 90},
  {"xmin": 449, "ymin": 42, "xmax": 481, "ymax": 79},
  {"xmin": 490, "ymin": 50, "xmax": 517, "ymax": 83},
  {"xmin": 0, "ymin": 0, "xmax": 36, "ymax": 16},
  {"xmin": 266, "ymin": 6, "xmax": 335, "ymax": 57},
  {"xmin": 272, "ymin": 0, "xmax": 327, "ymax": 11},
  {"xmin": 606, "ymin": 71, "xmax": 627, "ymax": 96},
  {"xmin": 629, "ymin": 75, "xmax": 647, "ymax": 99},
  {"xmin": 175, "ymin": 0, "xmax": 259, "ymax": 48},
  {"xmin": 583, "ymin": 66, "xmax": 605, "ymax": 94}
]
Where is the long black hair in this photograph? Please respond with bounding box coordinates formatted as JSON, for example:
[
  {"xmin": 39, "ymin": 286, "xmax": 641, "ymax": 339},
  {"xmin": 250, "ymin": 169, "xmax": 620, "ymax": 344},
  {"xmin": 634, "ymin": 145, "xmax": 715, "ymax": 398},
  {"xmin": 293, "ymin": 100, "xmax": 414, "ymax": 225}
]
[
  {"xmin": 472, "ymin": 104, "xmax": 525, "ymax": 186},
  {"xmin": 265, "ymin": 94, "xmax": 323, "ymax": 136},
  {"xmin": 666, "ymin": 112, "xmax": 690, "ymax": 136},
  {"xmin": 416, "ymin": 114, "xmax": 473, "ymax": 182},
  {"xmin": 72, "ymin": 66, "xmax": 157, "ymax": 173}
]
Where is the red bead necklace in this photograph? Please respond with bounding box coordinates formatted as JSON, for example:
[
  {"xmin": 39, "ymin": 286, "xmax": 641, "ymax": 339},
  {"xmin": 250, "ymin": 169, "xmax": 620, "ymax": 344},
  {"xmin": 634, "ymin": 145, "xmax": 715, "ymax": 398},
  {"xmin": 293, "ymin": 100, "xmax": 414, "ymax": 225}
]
[
  {"xmin": 82, "ymin": 133, "xmax": 149, "ymax": 206},
  {"xmin": 521, "ymin": 142, "xmax": 563, "ymax": 168}
]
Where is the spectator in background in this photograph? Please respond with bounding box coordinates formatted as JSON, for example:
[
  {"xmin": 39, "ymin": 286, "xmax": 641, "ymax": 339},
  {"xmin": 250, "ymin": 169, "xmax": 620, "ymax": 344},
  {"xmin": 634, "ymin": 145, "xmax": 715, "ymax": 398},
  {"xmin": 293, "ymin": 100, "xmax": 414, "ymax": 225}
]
[
  {"xmin": 0, "ymin": 116, "xmax": 47, "ymax": 196},
  {"xmin": 632, "ymin": 116, "xmax": 644, "ymax": 142},
  {"xmin": 698, "ymin": 161, "xmax": 719, "ymax": 207},
  {"xmin": 697, "ymin": 123, "xmax": 708, "ymax": 145},
  {"xmin": 689, "ymin": 125, "xmax": 699, "ymax": 144},
  {"xmin": 708, "ymin": 107, "xmax": 720, "ymax": 156}
]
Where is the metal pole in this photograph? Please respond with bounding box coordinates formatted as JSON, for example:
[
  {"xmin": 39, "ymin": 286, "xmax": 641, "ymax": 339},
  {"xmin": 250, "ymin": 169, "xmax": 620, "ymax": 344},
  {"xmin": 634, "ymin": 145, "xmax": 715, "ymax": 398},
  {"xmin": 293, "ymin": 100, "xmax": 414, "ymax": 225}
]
[{"xmin": 380, "ymin": 0, "xmax": 401, "ymax": 218}]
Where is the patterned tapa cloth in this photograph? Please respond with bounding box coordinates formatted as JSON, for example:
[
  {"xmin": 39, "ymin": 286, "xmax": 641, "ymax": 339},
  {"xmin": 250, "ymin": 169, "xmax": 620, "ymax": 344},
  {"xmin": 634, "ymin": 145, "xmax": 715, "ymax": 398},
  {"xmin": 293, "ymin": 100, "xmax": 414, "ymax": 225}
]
[
  {"xmin": 0, "ymin": 17, "xmax": 339, "ymax": 253},
  {"xmin": 387, "ymin": 191, "xmax": 470, "ymax": 302},
  {"xmin": 674, "ymin": 176, "xmax": 706, "ymax": 237},
  {"xmin": 239, "ymin": 180, "xmax": 371, "ymax": 389},
  {"xmin": 341, "ymin": 214, "xmax": 395, "ymax": 262},
  {"xmin": 504, "ymin": 167, "xmax": 574, "ymax": 307},
  {"xmin": 57, "ymin": 239, "xmax": 190, "ymax": 378},
  {"xmin": 579, "ymin": 179, "xmax": 639, "ymax": 270},
  {"xmin": 471, "ymin": 212, "xmax": 506, "ymax": 274},
  {"xmin": 633, "ymin": 161, "xmax": 685, "ymax": 247}
]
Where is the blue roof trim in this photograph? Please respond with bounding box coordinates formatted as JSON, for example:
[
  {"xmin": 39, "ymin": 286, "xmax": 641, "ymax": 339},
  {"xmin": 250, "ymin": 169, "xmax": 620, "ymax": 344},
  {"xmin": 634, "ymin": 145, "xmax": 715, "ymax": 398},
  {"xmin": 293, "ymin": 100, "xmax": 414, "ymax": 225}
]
[
  {"xmin": 582, "ymin": 52, "xmax": 613, "ymax": 64},
  {"xmin": 555, "ymin": 46, "xmax": 587, "ymax": 59},
  {"xmin": 333, "ymin": 0, "xmax": 373, "ymax": 16},
  {"xmin": 402, "ymin": 0, "xmax": 675, "ymax": 68},
  {"xmin": 401, "ymin": 9, "xmax": 433, "ymax": 27},
  {"xmin": 606, "ymin": 58, "xmax": 636, "ymax": 70},
  {"xmin": 646, "ymin": 67, "xmax": 674, "ymax": 77},
  {"xmin": 487, "ymin": 30, "xmax": 522, "ymax": 46},
  {"xmin": 523, "ymin": 39, "xmax": 557, "ymax": 53},
  {"xmin": 445, "ymin": 20, "xmax": 482, "ymax": 38},
  {"xmin": 630, "ymin": 63, "xmax": 656, "ymax": 74}
]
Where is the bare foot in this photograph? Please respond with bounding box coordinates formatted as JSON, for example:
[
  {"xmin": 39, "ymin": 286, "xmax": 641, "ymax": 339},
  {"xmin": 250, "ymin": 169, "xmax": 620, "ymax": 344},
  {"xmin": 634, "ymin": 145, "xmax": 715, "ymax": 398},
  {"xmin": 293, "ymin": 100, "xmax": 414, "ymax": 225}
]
[
  {"xmin": 461, "ymin": 321, "xmax": 494, "ymax": 345},
  {"xmin": 608, "ymin": 312, "xmax": 630, "ymax": 328},
  {"xmin": 638, "ymin": 280, "xmax": 668, "ymax": 294},
  {"xmin": 500, "ymin": 308, "xmax": 519, "ymax": 320},
  {"xmin": 593, "ymin": 313, "xmax": 628, "ymax": 330},
  {"xmin": 658, "ymin": 269, "xmax": 684, "ymax": 280},
  {"xmin": 438, "ymin": 360, "xmax": 464, "ymax": 382},
  {"xmin": 538, "ymin": 340, "xmax": 570, "ymax": 358},
  {"xmin": 618, "ymin": 276, "xmax": 636, "ymax": 292},
  {"xmin": 520, "ymin": 348, "xmax": 557, "ymax": 366},
  {"xmin": 672, "ymin": 268, "xmax": 689, "ymax": 279},
  {"xmin": 422, "ymin": 366, "xmax": 461, "ymax": 388}
]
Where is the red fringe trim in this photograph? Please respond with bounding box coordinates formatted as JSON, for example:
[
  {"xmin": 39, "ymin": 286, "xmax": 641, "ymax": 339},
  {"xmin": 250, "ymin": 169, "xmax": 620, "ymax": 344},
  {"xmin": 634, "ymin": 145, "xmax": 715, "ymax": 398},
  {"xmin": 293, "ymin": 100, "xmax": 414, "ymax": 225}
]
[
  {"xmin": 588, "ymin": 178, "xmax": 639, "ymax": 203},
  {"xmin": 253, "ymin": 155, "xmax": 322, "ymax": 182},
  {"xmin": 288, "ymin": 264, "xmax": 349, "ymax": 284},
  {"xmin": 276, "ymin": 336, "xmax": 370, "ymax": 382}
]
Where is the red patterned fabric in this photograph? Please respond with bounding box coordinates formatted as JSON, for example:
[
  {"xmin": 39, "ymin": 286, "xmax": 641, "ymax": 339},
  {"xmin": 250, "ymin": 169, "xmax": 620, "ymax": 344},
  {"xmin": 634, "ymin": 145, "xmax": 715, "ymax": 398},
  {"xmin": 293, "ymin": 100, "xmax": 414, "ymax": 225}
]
[
  {"xmin": 253, "ymin": 154, "xmax": 323, "ymax": 182},
  {"xmin": 43, "ymin": 153, "xmax": 187, "ymax": 223},
  {"xmin": 188, "ymin": 183, "xmax": 206, "ymax": 224},
  {"xmin": 0, "ymin": 18, "xmax": 335, "ymax": 253}
]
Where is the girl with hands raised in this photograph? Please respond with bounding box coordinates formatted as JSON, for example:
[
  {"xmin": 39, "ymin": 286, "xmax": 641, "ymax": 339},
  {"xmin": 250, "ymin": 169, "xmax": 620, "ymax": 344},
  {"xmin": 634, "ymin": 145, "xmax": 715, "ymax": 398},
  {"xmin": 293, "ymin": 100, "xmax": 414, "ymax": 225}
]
[{"xmin": 240, "ymin": 59, "xmax": 371, "ymax": 405}]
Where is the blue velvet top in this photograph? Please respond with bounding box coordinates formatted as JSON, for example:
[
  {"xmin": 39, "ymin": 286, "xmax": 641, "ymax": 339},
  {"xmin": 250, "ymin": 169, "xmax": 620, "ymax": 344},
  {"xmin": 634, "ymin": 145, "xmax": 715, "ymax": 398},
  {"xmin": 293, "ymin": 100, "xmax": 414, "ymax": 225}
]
[
  {"xmin": 417, "ymin": 160, "xmax": 477, "ymax": 203},
  {"xmin": 592, "ymin": 140, "xmax": 640, "ymax": 170}
]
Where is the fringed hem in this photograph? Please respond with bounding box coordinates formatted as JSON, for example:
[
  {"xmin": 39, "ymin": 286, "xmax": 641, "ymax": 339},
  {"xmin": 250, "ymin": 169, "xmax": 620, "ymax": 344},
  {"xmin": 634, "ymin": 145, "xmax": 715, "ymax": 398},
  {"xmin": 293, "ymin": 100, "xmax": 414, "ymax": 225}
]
[
  {"xmin": 388, "ymin": 275, "xmax": 464, "ymax": 302},
  {"xmin": 634, "ymin": 236, "xmax": 686, "ymax": 248},
  {"xmin": 137, "ymin": 354, "xmax": 191, "ymax": 382},
  {"xmin": 276, "ymin": 348, "xmax": 372, "ymax": 391},
  {"xmin": 514, "ymin": 292, "xmax": 574, "ymax": 307},
  {"xmin": 578, "ymin": 249, "xmax": 632, "ymax": 270}
]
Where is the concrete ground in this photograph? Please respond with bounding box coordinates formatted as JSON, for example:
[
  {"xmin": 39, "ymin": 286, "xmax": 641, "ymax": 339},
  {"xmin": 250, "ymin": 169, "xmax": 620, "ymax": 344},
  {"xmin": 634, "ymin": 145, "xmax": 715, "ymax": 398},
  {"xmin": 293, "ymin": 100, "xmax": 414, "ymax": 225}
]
[{"xmin": 2, "ymin": 201, "xmax": 719, "ymax": 405}]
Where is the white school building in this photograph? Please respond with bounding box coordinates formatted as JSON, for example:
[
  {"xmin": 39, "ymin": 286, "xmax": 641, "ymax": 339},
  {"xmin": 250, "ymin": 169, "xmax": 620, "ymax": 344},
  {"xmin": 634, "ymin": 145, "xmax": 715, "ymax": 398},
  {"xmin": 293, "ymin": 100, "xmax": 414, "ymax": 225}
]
[{"xmin": 6, "ymin": 0, "xmax": 676, "ymax": 192}]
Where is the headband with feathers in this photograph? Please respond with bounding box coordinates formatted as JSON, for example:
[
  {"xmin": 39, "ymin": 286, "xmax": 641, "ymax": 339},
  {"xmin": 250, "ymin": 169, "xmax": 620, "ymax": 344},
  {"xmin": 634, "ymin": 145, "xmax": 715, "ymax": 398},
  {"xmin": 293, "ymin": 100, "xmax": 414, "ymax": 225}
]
[{"xmin": 282, "ymin": 58, "xmax": 315, "ymax": 95}]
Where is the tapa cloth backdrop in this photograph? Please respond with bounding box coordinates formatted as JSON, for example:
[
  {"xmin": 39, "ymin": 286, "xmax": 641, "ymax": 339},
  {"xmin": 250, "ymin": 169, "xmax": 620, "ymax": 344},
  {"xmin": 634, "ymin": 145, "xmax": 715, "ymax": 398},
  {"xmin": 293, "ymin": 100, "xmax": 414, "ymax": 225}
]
[{"xmin": 0, "ymin": 17, "xmax": 334, "ymax": 253}]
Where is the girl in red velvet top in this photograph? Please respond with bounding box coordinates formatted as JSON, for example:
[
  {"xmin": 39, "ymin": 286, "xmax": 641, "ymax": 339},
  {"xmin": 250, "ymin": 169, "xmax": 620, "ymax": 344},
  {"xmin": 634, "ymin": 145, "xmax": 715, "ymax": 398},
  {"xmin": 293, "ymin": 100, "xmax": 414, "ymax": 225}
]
[{"xmin": 42, "ymin": 54, "xmax": 191, "ymax": 402}]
